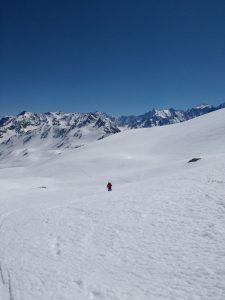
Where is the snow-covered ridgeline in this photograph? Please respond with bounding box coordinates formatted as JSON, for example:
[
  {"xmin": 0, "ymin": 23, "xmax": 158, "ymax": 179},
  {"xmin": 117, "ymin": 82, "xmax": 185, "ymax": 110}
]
[
  {"xmin": 0, "ymin": 111, "xmax": 119, "ymax": 161},
  {"xmin": 116, "ymin": 103, "xmax": 222, "ymax": 128},
  {"xmin": 1, "ymin": 103, "xmax": 225, "ymax": 161}
]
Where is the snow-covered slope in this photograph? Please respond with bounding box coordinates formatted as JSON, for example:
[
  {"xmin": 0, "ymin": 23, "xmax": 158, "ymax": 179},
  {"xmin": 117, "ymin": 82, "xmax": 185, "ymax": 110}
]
[{"xmin": 0, "ymin": 109, "xmax": 225, "ymax": 299}]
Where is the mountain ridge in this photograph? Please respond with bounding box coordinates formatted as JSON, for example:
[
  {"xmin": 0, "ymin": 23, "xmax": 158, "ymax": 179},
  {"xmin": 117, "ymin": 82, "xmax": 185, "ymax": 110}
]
[
  {"xmin": 0, "ymin": 103, "xmax": 224, "ymax": 160},
  {"xmin": 116, "ymin": 103, "xmax": 222, "ymax": 128}
]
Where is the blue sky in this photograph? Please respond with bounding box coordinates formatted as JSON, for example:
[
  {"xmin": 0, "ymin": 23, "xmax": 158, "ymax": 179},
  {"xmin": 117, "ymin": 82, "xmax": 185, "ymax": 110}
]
[{"xmin": 1, "ymin": 0, "xmax": 225, "ymax": 116}]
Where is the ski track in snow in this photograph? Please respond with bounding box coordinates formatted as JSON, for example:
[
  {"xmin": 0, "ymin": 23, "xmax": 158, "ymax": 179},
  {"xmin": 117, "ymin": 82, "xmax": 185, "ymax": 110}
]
[{"xmin": 0, "ymin": 109, "xmax": 225, "ymax": 299}]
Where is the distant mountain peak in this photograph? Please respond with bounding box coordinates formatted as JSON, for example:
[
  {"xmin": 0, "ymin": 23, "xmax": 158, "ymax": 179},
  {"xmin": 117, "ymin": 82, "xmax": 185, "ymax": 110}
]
[
  {"xmin": 195, "ymin": 103, "xmax": 213, "ymax": 109},
  {"xmin": 17, "ymin": 110, "xmax": 28, "ymax": 116}
]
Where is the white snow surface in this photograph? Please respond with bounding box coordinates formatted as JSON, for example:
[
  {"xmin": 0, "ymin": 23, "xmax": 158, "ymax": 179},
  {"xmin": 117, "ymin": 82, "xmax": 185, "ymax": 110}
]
[{"xmin": 0, "ymin": 109, "xmax": 225, "ymax": 299}]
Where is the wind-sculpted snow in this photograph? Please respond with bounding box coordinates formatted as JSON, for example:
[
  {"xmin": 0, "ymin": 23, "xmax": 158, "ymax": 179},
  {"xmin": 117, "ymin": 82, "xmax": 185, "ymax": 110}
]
[{"xmin": 0, "ymin": 109, "xmax": 225, "ymax": 299}]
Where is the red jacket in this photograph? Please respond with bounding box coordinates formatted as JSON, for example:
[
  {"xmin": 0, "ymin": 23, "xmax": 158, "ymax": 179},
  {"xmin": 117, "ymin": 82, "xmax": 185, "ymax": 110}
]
[{"xmin": 107, "ymin": 182, "xmax": 112, "ymax": 188}]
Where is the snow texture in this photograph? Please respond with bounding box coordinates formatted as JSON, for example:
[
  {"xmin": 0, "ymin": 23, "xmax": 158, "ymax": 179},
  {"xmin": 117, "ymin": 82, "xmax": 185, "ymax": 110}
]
[{"xmin": 0, "ymin": 109, "xmax": 225, "ymax": 299}]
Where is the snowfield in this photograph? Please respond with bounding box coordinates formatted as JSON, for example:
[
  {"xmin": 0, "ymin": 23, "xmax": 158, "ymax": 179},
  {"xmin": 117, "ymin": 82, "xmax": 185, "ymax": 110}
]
[{"xmin": 0, "ymin": 109, "xmax": 225, "ymax": 300}]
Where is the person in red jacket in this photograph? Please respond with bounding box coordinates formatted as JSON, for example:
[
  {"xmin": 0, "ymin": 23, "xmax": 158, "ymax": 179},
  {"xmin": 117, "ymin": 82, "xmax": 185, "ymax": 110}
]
[{"xmin": 107, "ymin": 182, "xmax": 112, "ymax": 191}]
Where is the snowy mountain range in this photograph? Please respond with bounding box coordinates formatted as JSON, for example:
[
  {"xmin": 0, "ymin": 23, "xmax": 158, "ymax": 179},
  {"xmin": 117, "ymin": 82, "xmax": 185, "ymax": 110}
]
[
  {"xmin": 0, "ymin": 111, "xmax": 119, "ymax": 161},
  {"xmin": 0, "ymin": 103, "xmax": 224, "ymax": 160},
  {"xmin": 117, "ymin": 103, "xmax": 225, "ymax": 128}
]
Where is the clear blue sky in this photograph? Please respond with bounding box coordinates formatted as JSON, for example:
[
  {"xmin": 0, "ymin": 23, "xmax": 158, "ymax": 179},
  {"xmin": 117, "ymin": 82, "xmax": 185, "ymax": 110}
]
[{"xmin": 1, "ymin": 0, "xmax": 225, "ymax": 116}]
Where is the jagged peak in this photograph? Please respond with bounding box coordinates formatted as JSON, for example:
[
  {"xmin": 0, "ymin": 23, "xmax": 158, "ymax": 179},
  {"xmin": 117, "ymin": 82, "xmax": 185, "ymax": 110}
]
[
  {"xmin": 17, "ymin": 110, "xmax": 28, "ymax": 116},
  {"xmin": 194, "ymin": 103, "xmax": 214, "ymax": 109},
  {"xmin": 17, "ymin": 111, "xmax": 35, "ymax": 118}
]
